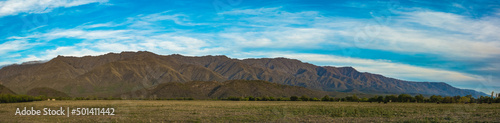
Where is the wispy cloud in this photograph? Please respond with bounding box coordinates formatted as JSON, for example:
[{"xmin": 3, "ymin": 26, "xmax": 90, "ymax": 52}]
[
  {"xmin": 217, "ymin": 7, "xmax": 500, "ymax": 59},
  {"xmin": 401, "ymin": 10, "xmax": 500, "ymax": 42},
  {"xmin": 0, "ymin": 0, "xmax": 108, "ymax": 17},
  {"xmin": 338, "ymin": 25, "xmax": 500, "ymax": 58},
  {"xmin": 0, "ymin": 40, "xmax": 36, "ymax": 56},
  {"xmin": 138, "ymin": 12, "xmax": 208, "ymax": 26},
  {"xmin": 219, "ymin": 7, "xmax": 320, "ymax": 26},
  {"xmin": 220, "ymin": 27, "xmax": 334, "ymax": 49}
]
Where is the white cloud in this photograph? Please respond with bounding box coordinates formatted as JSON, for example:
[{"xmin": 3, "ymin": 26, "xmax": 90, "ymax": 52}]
[
  {"xmin": 42, "ymin": 29, "xmax": 132, "ymax": 40},
  {"xmin": 401, "ymin": 11, "xmax": 500, "ymax": 40},
  {"xmin": 11, "ymin": 7, "xmax": 500, "ymax": 62},
  {"xmin": 45, "ymin": 46, "xmax": 104, "ymax": 57},
  {"xmin": 220, "ymin": 27, "xmax": 334, "ymax": 48},
  {"xmin": 337, "ymin": 25, "xmax": 500, "ymax": 58},
  {"xmin": 217, "ymin": 7, "xmax": 500, "ymax": 59},
  {"xmin": 0, "ymin": 40, "xmax": 36, "ymax": 55},
  {"xmin": 0, "ymin": 62, "xmax": 11, "ymax": 66},
  {"xmin": 82, "ymin": 22, "xmax": 116, "ymax": 28},
  {"xmin": 139, "ymin": 12, "xmax": 206, "ymax": 26},
  {"xmin": 219, "ymin": 7, "xmax": 282, "ymax": 15},
  {"xmin": 11, "ymin": 46, "xmax": 107, "ymax": 64},
  {"xmin": 18, "ymin": 55, "xmax": 45, "ymax": 62},
  {"xmin": 220, "ymin": 7, "xmax": 320, "ymax": 26},
  {"xmin": 0, "ymin": 0, "xmax": 108, "ymax": 17}
]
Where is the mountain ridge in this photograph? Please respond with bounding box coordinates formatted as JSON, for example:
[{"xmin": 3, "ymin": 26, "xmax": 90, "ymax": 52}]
[{"xmin": 0, "ymin": 51, "xmax": 487, "ymax": 97}]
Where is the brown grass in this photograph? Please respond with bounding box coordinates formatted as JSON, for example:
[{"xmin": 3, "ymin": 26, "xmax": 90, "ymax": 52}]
[{"xmin": 1, "ymin": 100, "xmax": 499, "ymax": 122}]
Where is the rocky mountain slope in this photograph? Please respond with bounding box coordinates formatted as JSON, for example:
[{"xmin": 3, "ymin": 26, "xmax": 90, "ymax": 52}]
[{"xmin": 0, "ymin": 51, "xmax": 486, "ymax": 97}]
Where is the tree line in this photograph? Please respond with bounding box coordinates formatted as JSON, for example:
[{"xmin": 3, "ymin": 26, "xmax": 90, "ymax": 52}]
[
  {"xmin": 0, "ymin": 94, "xmax": 43, "ymax": 103},
  {"xmin": 223, "ymin": 94, "xmax": 500, "ymax": 104}
]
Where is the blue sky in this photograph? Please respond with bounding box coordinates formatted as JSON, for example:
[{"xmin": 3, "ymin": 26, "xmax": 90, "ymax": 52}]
[{"xmin": 0, "ymin": 0, "xmax": 499, "ymax": 94}]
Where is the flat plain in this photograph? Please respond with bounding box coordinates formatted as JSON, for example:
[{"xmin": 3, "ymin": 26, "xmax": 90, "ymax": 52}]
[{"xmin": 1, "ymin": 100, "xmax": 499, "ymax": 122}]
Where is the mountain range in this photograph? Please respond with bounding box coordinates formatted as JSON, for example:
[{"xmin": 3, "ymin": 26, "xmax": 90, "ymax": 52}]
[{"xmin": 0, "ymin": 51, "xmax": 486, "ymax": 97}]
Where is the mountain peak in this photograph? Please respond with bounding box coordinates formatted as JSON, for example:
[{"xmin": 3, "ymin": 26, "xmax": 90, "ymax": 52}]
[{"xmin": 339, "ymin": 66, "xmax": 356, "ymax": 71}]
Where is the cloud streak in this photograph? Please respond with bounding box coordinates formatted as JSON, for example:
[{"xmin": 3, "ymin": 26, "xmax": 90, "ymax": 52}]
[{"xmin": 0, "ymin": 0, "xmax": 108, "ymax": 17}]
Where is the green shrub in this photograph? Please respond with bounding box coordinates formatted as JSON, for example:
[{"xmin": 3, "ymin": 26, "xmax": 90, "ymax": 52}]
[{"xmin": 310, "ymin": 97, "xmax": 320, "ymax": 101}]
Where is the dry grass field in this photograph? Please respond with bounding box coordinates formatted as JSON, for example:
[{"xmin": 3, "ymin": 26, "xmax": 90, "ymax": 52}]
[{"xmin": 1, "ymin": 100, "xmax": 499, "ymax": 122}]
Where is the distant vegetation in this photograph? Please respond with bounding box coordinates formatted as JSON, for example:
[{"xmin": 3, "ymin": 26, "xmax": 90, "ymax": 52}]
[
  {"xmin": 4, "ymin": 93, "xmax": 499, "ymax": 104},
  {"xmin": 221, "ymin": 94, "xmax": 500, "ymax": 104},
  {"xmin": 0, "ymin": 94, "xmax": 42, "ymax": 103},
  {"xmin": 1, "ymin": 81, "xmax": 499, "ymax": 104}
]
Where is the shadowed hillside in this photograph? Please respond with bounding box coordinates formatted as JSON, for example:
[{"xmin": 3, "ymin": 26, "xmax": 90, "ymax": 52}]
[
  {"xmin": 0, "ymin": 84, "xmax": 15, "ymax": 94},
  {"xmin": 0, "ymin": 51, "xmax": 486, "ymax": 97},
  {"xmin": 27, "ymin": 87, "xmax": 70, "ymax": 97},
  {"xmin": 120, "ymin": 80, "xmax": 337, "ymax": 99}
]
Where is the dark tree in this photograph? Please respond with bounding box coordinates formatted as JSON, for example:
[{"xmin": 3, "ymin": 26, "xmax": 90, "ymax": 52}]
[
  {"xmin": 377, "ymin": 96, "xmax": 384, "ymax": 103},
  {"xmin": 300, "ymin": 95, "xmax": 309, "ymax": 101},
  {"xmin": 398, "ymin": 94, "xmax": 413, "ymax": 102},
  {"xmin": 321, "ymin": 95, "xmax": 330, "ymax": 101},
  {"xmin": 385, "ymin": 95, "xmax": 398, "ymax": 102},
  {"xmin": 430, "ymin": 95, "xmax": 443, "ymax": 103},
  {"xmin": 415, "ymin": 94, "xmax": 424, "ymax": 103}
]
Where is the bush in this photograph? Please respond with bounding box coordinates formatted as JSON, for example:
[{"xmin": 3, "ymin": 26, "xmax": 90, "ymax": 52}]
[
  {"xmin": 385, "ymin": 95, "xmax": 398, "ymax": 102},
  {"xmin": 269, "ymin": 96, "xmax": 276, "ymax": 101},
  {"xmin": 398, "ymin": 94, "xmax": 413, "ymax": 102},
  {"xmin": 277, "ymin": 97, "xmax": 288, "ymax": 101},
  {"xmin": 430, "ymin": 95, "xmax": 443, "ymax": 103},
  {"xmin": 300, "ymin": 95, "xmax": 309, "ymax": 101},
  {"xmin": 321, "ymin": 95, "xmax": 330, "ymax": 101},
  {"xmin": 290, "ymin": 96, "xmax": 299, "ymax": 101},
  {"xmin": 248, "ymin": 96, "xmax": 256, "ymax": 101},
  {"xmin": 310, "ymin": 97, "xmax": 320, "ymax": 101},
  {"xmin": 261, "ymin": 96, "xmax": 270, "ymax": 101},
  {"xmin": 227, "ymin": 97, "xmax": 241, "ymax": 101},
  {"xmin": 255, "ymin": 97, "xmax": 262, "ymax": 101}
]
